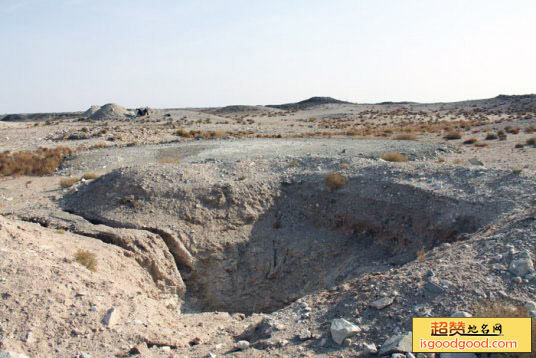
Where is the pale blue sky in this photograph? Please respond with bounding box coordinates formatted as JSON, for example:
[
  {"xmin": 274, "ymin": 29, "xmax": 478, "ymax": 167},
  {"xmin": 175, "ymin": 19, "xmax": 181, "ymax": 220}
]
[{"xmin": 1, "ymin": 0, "xmax": 535, "ymax": 113}]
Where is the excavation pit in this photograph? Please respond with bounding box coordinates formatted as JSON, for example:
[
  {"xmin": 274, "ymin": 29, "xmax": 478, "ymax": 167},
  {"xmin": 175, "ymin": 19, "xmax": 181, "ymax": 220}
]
[{"xmin": 62, "ymin": 163, "xmax": 511, "ymax": 313}]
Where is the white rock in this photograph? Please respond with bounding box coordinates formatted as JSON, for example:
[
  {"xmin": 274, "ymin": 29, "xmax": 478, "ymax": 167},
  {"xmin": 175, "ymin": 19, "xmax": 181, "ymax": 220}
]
[
  {"xmin": 370, "ymin": 296, "xmax": 395, "ymax": 309},
  {"xmin": 330, "ymin": 318, "xmax": 361, "ymax": 345},
  {"xmin": 450, "ymin": 311, "xmax": 472, "ymax": 318},
  {"xmin": 102, "ymin": 306, "xmax": 119, "ymax": 326},
  {"xmin": 236, "ymin": 340, "xmax": 250, "ymax": 350},
  {"xmin": 357, "ymin": 341, "xmax": 377, "ymax": 353},
  {"xmin": 524, "ymin": 300, "xmax": 536, "ymax": 311}
]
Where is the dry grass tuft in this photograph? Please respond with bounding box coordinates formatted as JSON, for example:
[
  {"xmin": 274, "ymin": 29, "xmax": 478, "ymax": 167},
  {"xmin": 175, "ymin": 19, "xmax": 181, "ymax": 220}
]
[
  {"xmin": 381, "ymin": 152, "xmax": 408, "ymax": 162},
  {"xmin": 288, "ymin": 159, "xmax": 300, "ymax": 167},
  {"xmin": 74, "ymin": 249, "xmax": 97, "ymax": 272},
  {"xmin": 60, "ymin": 176, "xmax": 80, "ymax": 188},
  {"xmin": 416, "ymin": 247, "xmax": 426, "ymax": 263},
  {"xmin": 0, "ymin": 146, "xmax": 72, "ymax": 177},
  {"xmin": 473, "ymin": 300, "xmax": 535, "ymax": 358},
  {"xmin": 526, "ymin": 137, "xmax": 536, "ymax": 146},
  {"xmin": 325, "ymin": 172, "xmax": 348, "ymax": 191},
  {"xmin": 444, "ymin": 130, "xmax": 462, "ymax": 140},
  {"xmin": 463, "ymin": 138, "xmax": 478, "ymax": 145},
  {"xmin": 82, "ymin": 172, "xmax": 99, "ymax": 180},
  {"xmin": 394, "ymin": 133, "xmax": 417, "ymax": 140}
]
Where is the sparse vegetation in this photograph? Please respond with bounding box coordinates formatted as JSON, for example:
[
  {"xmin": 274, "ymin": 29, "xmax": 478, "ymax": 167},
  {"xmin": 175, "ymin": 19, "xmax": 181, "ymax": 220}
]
[
  {"xmin": 485, "ymin": 133, "xmax": 498, "ymax": 140},
  {"xmin": 526, "ymin": 137, "xmax": 536, "ymax": 146},
  {"xmin": 60, "ymin": 176, "xmax": 80, "ymax": 188},
  {"xmin": 0, "ymin": 146, "xmax": 72, "ymax": 177},
  {"xmin": 82, "ymin": 172, "xmax": 99, "ymax": 180},
  {"xmin": 463, "ymin": 138, "xmax": 478, "ymax": 145},
  {"xmin": 325, "ymin": 172, "xmax": 347, "ymax": 191},
  {"xmin": 473, "ymin": 300, "xmax": 535, "ymax": 358},
  {"xmin": 74, "ymin": 249, "xmax": 97, "ymax": 272},
  {"xmin": 416, "ymin": 247, "xmax": 426, "ymax": 263},
  {"xmin": 394, "ymin": 133, "xmax": 416, "ymax": 140},
  {"xmin": 443, "ymin": 130, "xmax": 462, "ymax": 140},
  {"xmin": 512, "ymin": 168, "xmax": 522, "ymax": 175},
  {"xmin": 381, "ymin": 152, "xmax": 408, "ymax": 162}
]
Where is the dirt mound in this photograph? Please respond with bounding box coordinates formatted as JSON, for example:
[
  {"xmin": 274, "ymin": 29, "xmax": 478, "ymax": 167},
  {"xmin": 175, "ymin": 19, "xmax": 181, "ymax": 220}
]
[
  {"xmin": 61, "ymin": 160, "xmax": 524, "ymax": 313},
  {"xmin": 83, "ymin": 105, "xmax": 101, "ymax": 117},
  {"xmin": 89, "ymin": 103, "xmax": 131, "ymax": 121}
]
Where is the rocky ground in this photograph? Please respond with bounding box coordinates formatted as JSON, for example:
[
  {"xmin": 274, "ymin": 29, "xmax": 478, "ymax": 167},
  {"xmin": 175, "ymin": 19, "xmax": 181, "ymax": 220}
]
[{"xmin": 0, "ymin": 96, "xmax": 535, "ymax": 357}]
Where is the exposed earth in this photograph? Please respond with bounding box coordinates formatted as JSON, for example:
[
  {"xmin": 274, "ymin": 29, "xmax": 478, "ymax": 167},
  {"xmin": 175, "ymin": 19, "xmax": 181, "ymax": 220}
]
[{"xmin": 0, "ymin": 95, "xmax": 535, "ymax": 358}]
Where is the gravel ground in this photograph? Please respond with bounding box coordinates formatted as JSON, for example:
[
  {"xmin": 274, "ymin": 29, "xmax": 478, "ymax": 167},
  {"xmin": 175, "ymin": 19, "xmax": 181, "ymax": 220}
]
[{"xmin": 59, "ymin": 138, "xmax": 454, "ymax": 176}]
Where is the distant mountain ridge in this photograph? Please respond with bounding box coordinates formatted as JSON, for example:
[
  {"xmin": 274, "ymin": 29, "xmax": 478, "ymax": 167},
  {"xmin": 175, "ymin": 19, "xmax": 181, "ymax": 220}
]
[{"xmin": 267, "ymin": 96, "xmax": 352, "ymax": 110}]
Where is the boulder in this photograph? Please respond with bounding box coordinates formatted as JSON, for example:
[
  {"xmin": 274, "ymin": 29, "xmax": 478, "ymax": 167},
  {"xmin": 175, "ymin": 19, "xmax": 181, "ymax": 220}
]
[
  {"xmin": 330, "ymin": 318, "xmax": 361, "ymax": 345},
  {"xmin": 379, "ymin": 332, "xmax": 412, "ymax": 355}
]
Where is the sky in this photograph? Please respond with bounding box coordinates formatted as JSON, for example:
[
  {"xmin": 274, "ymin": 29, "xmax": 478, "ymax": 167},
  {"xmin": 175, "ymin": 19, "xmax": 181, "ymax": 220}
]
[{"xmin": 1, "ymin": 0, "xmax": 536, "ymax": 113}]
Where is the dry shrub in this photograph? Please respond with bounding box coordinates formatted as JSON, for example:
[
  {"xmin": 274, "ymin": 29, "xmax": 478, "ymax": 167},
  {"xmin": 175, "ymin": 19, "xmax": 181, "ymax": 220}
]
[
  {"xmin": 485, "ymin": 133, "xmax": 498, "ymax": 140},
  {"xmin": 60, "ymin": 176, "xmax": 80, "ymax": 188},
  {"xmin": 474, "ymin": 142, "xmax": 489, "ymax": 147},
  {"xmin": 0, "ymin": 146, "xmax": 72, "ymax": 177},
  {"xmin": 394, "ymin": 133, "xmax": 417, "ymax": 140},
  {"xmin": 325, "ymin": 172, "xmax": 348, "ymax": 191},
  {"xmin": 525, "ymin": 126, "xmax": 535, "ymax": 134},
  {"xmin": 175, "ymin": 128, "xmax": 193, "ymax": 138},
  {"xmin": 504, "ymin": 126, "xmax": 520, "ymax": 134},
  {"xmin": 463, "ymin": 138, "xmax": 478, "ymax": 145},
  {"xmin": 526, "ymin": 137, "xmax": 536, "ymax": 146},
  {"xmin": 158, "ymin": 155, "xmax": 180, "ymax": 165},
  {"xmin": 381, "ymin": 152, "xmax": 408, "ymax": 162},
  {"xmin": 74, "ymin": 249, "xmax": 97, "ymax": 272},
  {"xmin": 288, "ymin": 159, "xmax": 300, "ymax": 167},
  {"xmin": 473, "ymin": 300, "xmax": 535, "ymax": 358},
  {"xmin": 82, "ymin": 172, "xmax": 99, "ymax": 180},
  {"xmin": 444, "ymin": 130, "xmax": 462, "ymax": 140},
  {"xmin": 416, "ymin": 247, "xmax": 426, "ymax": 263}
]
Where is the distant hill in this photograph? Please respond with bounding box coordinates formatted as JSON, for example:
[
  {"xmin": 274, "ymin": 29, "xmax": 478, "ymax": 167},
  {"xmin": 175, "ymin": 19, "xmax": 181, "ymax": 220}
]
[
  {"xmin": 267, "ymin": 96, "xmax": 351, "ymax": 110},
  {"xmin": 0, "ymin": 112, "xmax": 80, "ymax": 122}
]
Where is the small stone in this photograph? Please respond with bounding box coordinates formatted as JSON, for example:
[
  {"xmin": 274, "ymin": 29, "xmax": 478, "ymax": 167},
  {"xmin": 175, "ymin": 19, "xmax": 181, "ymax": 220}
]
[
  {"xmin": 130, "ymin": 343, "xmax": 149, "ymax": 355},
  {"xmin": 379, "ymin": 332, "xmax": 413, "ymax": 355},
  {"xmin": 450, "ymin": 311, "xmax": 472, "ymax": 318},
  {"xmin": 357, "ymin": 341, "xmax": 377, "ymax": 353},
  {"xmin": 416, "ymin": 354, "xmax": 435, "ymax": 358},
  {"xmin": 512, "ymin": 276, "xmax": 523, "ymax": 284},
  {"xmin": 425, "ymin": 281, "xmax": 445, "ymax": 294},
  {"xmin": 102, "ymin": 307, "xmax": 118, "ymax": 326},
  {"xmin": 391, "ymin": 354, "xmax": 406, "ymax": 358},
  {"xmin": 370, "ymin": 296, "xmax": 395, "ymax": 309},
  {"xmin": 342, "ymin": 338, "xmax": 352, "ymax": 346},
  {"xmin": 440, "ymin": 353, "xmax": 477, "ymax": 358},
  {"xmin": 524, "ymin": 301, "xmax": 536, "ymax": 311},
  {"xmin": 298, "ymin": 329, "xmax": 312, "ymax": 340},
  {"xmin": 509, "ymin": 252, "xmax": 535, "ymax": 277},
  {"xmin": 330, "ymin": 318, "xmax": 361, "ymax": 345},
  {"xmin": 205, "ymin": 353, "xmax": 216, "ymax": 358},
  {"xmin": 78, "ymin": 353, "xmax": 91, "ymax": 358},
  {"xmin": 278, "ymin": 339, "xmax": 288, "ymax": 347},
  {"xmin": 160, "ymin": 346, "xmax": 171, "ymax": 352},
  {"xmin": 236, "ymin": 340, "xmax": 250, "ymax": 350},
  {"xmin": 468, "ymin": 158, "xmax": 484, "ymax": 166}
]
